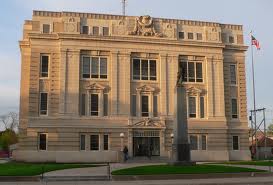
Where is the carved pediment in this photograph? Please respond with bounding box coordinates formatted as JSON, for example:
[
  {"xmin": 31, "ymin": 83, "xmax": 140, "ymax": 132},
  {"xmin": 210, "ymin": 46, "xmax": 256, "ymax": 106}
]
[
  {"xmin": 186, "ymin": 86, "xmax": 203, "ymax": 95},
  {"xmin": 86, "ymin": 83, "xmax": 106, "ymax": 91},
  {"xmin": 131, "ymin": 118, "xmax": 165, "ymax": 128},
  {"xmin": 136, "ymin": 85, "xmax": 156, "ymax": 93},
  {"xmin": 128, "ymin": 15, "xmax": 163, "ymax": 37}
]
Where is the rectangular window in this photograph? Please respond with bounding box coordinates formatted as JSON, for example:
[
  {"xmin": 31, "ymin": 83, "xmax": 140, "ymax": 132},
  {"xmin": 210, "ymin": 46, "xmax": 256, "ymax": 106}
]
[
  {"xmin": 231, "ymin": 98, "xmax": 238, "ymax": 119},
  {"xmin": 188, "ymin": 32, "xmax": 194, "ymax": 39},
  {"xmin": 190, "ymin": 135, "xmax": 198, "ymax": 150},
  {"xmin": 153, "ymin": 96, "xmax": 158, "ymax": 117},
  {"xmin": 132, "ymin": 59, "xmax": 157, "ymax": 81},
  {"xmin": 180, "ymin": 61, "xmax": 203, "ymax": 83},
  {"xmin": 178, "ymin": 32, "xmax": 184, "ymax": 39},
  {"xmin": 141, "ymin": 96, "xmax": 149, "ymax": 117},
  {"xmin": 90, "ymin": 135, "xmax": 99, "ymax": 150},
  {"xmin": 38, "ymin": 133, "xmax": 47, "ymax": 151},
  {"xmin": 229, "ymin": 36, "xmax": 234, "ymax": 43},
  {"xmin": 90, "ymin": 94, "xmax": 99, "ymax": 116},
  {"xmin": 43, "ymin": 24, "xmax": 50, "ymax": 33},
  {"xmin": 82, "ymin": 26, "xmax": 89, "ymax": 34},
  {"xmin": 91, "ymin": 57, "xmax": 99, "ymax": 78},
  {"xmin": 80, "ymin": 135, "xmax": 86, "ymax": 150},
  {"xmin": 100, "ymin": 58, "xmax": 107, "ymax": 79},
  {"xmin": 201, "ymin": 135, "xmax": 207, "ymax": 150},
  {"xmin": 40, "ymin": 55, "xmax": 49, "ymax": 78},
  {"xmin": 103, "ymin": 27, "xmax": 109, "ymax": 36},
  {"xmin": 103, "ymin": 135, "xmax": 109, "ymax": 150},
  {"xmin": 93, "ymin": 26, "xmax": 99, "ymax": 35},
  {"xmin": 81, "ymin": 94, "xmax": 86, "ymax": 116},
  {"xmin": 200, "ymin": 96, "xmax": 205, "ymax": 118},
  {"xmin": 82, "ymin": 56, "xmax": 107, "ymax": 79},
  {"xmin": 131, "ymin": 95, "xmax": 137, "ymax": 117},
  {"xmin": 197, "ymin": 33, "xmax": 202, "ymax": 40},
  {"xmin": 230, "ymin": 64, "xmax": 237, "ymax": 85},
  {"xmin": 82, "ymin": 56, "xmax": 91, "ymax": 78},
  {"xmin": 188, "ymin": 97, "xmax": 196, "ymax": 118},
  {"xmin": 232, "ymin": 136, "xmax": 239, "ymax": 150},
  {"xmin": 40, "ymin": 93, "xmax": 48, "ymax": 115},
  {"xmin": 103, "ymin": 94, "xmax": 108, "ymax": 116}
]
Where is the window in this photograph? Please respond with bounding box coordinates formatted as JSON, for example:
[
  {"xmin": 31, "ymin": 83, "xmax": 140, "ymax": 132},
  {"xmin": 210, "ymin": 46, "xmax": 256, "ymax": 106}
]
[
  {"xmin": 232, "ymin": 136, "xmax": 239, "ymax": 150},
  {"xmin": 201, "ymin": 135, "xmax": 207, "ymax": 150},
  {"xmin": 80, "ymin": 135, "xmax": 86, "ymax": 150},
  {"xmin": 141, "ymin": 96, "xmax": 149, "ymax": 117},
  {"xmin": 178, "ymin": 32, "xmax": 184, "ymax": 39},
  {"xmin": 81, "ymin": 94, "xmax": 86, "ymax": 116},
  {"xmin": 81, "ymin": 56, "xmax": 107, "ymax": 79},
  {"xmin": 38, "ymin": 133, "xmax": 47, "ymax": 151},
  {"xmin": 188, "ymin": 97, "xmax": 196, "ymax": 118},
  {"xmin": 40, "ymin": 93, "xmax": 48, "ymax": 115},
  {"xmin": 188, "ymin": 32, "xmax": 194, "ymax": 39},
  {"xmin": 103, "ymin": 94, "xmax": 108, "ymax": 116},
  {"xmin": 93, "ymin": 26, "xmax": 99, "ymax": 35},
  {"xmin": 40, "ymin": 55, "xmax": 49, "ymax": 78},
  {"xmin": 82, "ymin": 26, "xmax": 89, "ymax": 34},
  {"xmin": 153, "ymin": 96, "xmax": 158, "ymax": 117},
  {"xmin": 103, "ymin": 135, "xmax": 109, "ymax": 150},
  {"xmin": 200, "ymin": 96, "xmax": 205, "ymax": 118},
  {"xmin": 90, "ymin": 135, "xmax": 99, "ymax": 150},
  {"xmin": 131, "ymin": 95, "xmax": 137, "ymax": 117},
  {"xmin": 190, "ymin": 135, "xmax": 198, "ymax": 150},
  {"xmin": 231, "ymin": 98, "xmax": 238, "ymax": 119},
  {"xmin": 179, "ymin": 61, "xmax": 203, "ymax": 83},
  {"xmin": 90, "ymin": 94, "xmax": 99, "ymax": 116},
  {"xmin": 230, "ymin": 64, "xmax": 237, "ymax": 85},
  {"xmin": 229, "ymin": 36, "xmax": 234, "ymax": 43},
  {"xmin": 43, "ymin": 24, "xmax": 50, "ymax": 33},
  {"xmin": 132, "ymin": 59, "xmax": 157, "ymax": 81},
  {"xmin": 197, "ymin": 33, "xmax": 202, "ymax": 40},
  {"xmin": 103, "ymin": 27, "xmax": 109, "ymax": 36}
]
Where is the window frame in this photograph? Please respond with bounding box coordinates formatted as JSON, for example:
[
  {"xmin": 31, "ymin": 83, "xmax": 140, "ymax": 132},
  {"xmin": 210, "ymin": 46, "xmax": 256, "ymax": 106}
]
[
  {"xmin": 81, "ymin": 25, "xmax": 89, "ymax": 34},
  {"xmin": 188, "ymin": 96, "xmax": 197, "ymax": 118},
  {"xmin": 230, "ymin": 64, "xmax": 237, "ymax": 85},
  {"xmin": 132, "ymin": 58, "xmax": 157, "ymax": 81},
  {"xmin": 81, "ymin": 55, "xmax": 108, "ymax": 80},
  {"xmin": 39, "ymin": 92, "xmax": 48, "ymax": 116},
  {"xmin": 90, "ymin": 134, "xmax": 100, "ymax": 151},
  {"xmin": 131, "ymin": 94, "xmax": 137, "ymax": 117},
  {"xmin": 90, "ymin": 93, "xmax": 99, "ymax": 117},
  {"xmin": 40, "ymin": 54, "xmax": 49, "ymax": 78},
  {"xmin": 232, "ymin": 135, "xmax": 240, "ymax": 150},
  {"xmin": 178, "ymin": 32, "xmax": 185, "ymax": 39},
  {"xmin": 42, "ymin": 24, "xmax": 51, "ymax": 34},
  {"xmin": 92, "ymin": 26, "xmax": 100, "ymax": 36},
  {"xmin": 103, "ymin": 134, "xmax": 109, "ymax": 151},
  {"xmin": 200, "ymin": 96, "xmax": 205, "ymax": 119},
  {"xmin": 38, "ymin": 133, "xmax": 48, "ymax": 151},
  {"xmin": 188, "ymin": 32, "xmax": 194, "ymax": 40},
  {"xmin": 231, "ymin": 98, "xmax": 238, "ymax": 119},
  {"xmin": 190, "ymin": 135, "xmax": 198, "ymax": 150},
  {"xmin": 201, "ymin": 135, "xmax": 207, "ymax": 150},
  {"xmin": 102, "ymin": 27, "xmax": 109, "ymax": 36},
  {"xmin": 141, "ymin": 95, "xmax": 149, "ymax": 117},
  {"xmin": 196, "ymin": 33, "xmax": 203, "ymax": 40},
  {"xmin": 179, "ymin": 60, "xmax": 203, "ymax": 83},
  {"xmin": 80, "ymin": 134, "xmax": 86, "ymax": 151}
]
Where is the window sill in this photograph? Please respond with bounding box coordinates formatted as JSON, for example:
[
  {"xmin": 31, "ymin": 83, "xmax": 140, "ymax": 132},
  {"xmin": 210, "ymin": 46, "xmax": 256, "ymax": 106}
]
[
  {"xmin": 80, "ymin": 78, "xmax": 109, "ymax": 82},
  {"xmin": 131, "ymin": 80, "xmax": 158, "ymax": 83}
]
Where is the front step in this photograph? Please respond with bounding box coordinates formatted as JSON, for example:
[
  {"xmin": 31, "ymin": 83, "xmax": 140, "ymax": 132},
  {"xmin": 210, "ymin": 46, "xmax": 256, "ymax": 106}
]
[{"xmin": 42, "ymin": 175, "xmax": 110, "ymax": 182}]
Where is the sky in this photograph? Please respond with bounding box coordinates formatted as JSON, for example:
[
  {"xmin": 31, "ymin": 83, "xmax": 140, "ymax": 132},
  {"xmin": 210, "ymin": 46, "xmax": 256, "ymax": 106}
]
[{"xmin": 0, "ymin": 0, "xmax": 272, "ymax": 125}]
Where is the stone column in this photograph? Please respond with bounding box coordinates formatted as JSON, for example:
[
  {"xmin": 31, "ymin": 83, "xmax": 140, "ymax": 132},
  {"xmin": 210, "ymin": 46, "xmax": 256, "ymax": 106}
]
[
  {"xmin": 160, "ymin": 54, "xmax": 168, "ymax": 116},
  {"xmin": 110, "ymin": 51, "xmax": 118, "ymax": 115},
  {"xmin": 99, "ymin": 91, "xmax": 104, "ymax": 117},
  {"xmin": 149, "ymin": 92, "xmax": 153, "ymax": 118}
]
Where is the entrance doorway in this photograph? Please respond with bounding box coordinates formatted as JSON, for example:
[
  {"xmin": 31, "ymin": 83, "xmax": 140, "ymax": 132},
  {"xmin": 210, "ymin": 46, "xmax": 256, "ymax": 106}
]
[{"xmin": 133, "ymin": 137, "xmax": 160, "ymax": 156}]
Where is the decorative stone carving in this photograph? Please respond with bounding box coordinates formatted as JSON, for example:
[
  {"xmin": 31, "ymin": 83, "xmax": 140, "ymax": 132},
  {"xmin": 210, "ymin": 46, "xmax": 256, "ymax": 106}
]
[
  {"xmin": 136, "ymin": 85, "xmax": 156, "ymax": 93},
  {"xmin": 186, "ymin": 86, "xmax": 203, "ymax": 95},
  {"xmin": 131, "ymin": 118, "xmax": 165, "ymax": 128},
  {"xmin": 86, "ymin": 83, "xmax": 106, "ymax": 91},
  {"xmin": 128, "ymin": 15, "xmax": 163, "ymax": 37}
]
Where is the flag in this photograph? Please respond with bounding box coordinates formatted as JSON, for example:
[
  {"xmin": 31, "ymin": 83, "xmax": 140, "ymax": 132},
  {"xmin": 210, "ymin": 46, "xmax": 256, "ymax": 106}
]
[{"xmin": 251, "ymin": 35, "xmax": 261, "ymax": 50}]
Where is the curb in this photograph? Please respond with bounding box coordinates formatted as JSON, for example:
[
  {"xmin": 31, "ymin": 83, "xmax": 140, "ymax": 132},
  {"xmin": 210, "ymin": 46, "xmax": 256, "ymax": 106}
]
[
  {"xmin": 112, "ymin": 172, "xmax": 273, "ymax": 181},
  {"xmin": 0, "ymin": 176, "xmax": 41, "ymax": 182}
]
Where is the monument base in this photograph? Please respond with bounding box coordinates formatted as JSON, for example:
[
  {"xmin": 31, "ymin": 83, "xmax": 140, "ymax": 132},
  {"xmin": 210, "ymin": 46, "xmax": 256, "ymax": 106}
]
[{"xmin": 168, "ymin": 143, "xmax": 195, "ymax": 166}]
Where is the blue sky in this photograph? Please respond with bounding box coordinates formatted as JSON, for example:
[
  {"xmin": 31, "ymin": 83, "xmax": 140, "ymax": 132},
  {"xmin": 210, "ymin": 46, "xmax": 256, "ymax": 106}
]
[{"xmin": 0, "ymin": 0, "xmax": 272, "ymax": 124}]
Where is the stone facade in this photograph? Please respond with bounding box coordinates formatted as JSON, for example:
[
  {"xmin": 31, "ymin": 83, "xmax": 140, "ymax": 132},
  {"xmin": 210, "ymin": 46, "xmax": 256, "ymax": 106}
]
[{"xmin": 14, "ymin": 10, "xmax": 251, "ymax": 163}]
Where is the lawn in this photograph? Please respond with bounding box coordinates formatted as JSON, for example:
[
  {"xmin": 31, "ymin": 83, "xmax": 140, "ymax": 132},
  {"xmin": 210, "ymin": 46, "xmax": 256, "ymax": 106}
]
[
  {"xmin": 221, "ymin": 160, "xmax": 273, "ymax": 166},
  {"xmin": 0, "ymin": 162, "xmax": 98, "ymax": 176},
  {"xmin": 111, "ymin": 164, "xmax": 264, "ymax": 175}
]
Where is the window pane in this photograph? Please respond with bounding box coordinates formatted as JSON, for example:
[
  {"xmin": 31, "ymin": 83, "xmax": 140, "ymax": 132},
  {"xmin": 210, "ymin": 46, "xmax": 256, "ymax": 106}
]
[
  {"xmin": 201, "ymin": 135, "xmax": 207, "ymax": 150},
  {"xmin": 91, "ymin": 94, "xmax": 99, "ymax": 116},
  {"xmin": 40, "ymin": 93, "xmax": 48, "ymax": 115},
  {"xmin": 153, "ymin": 96, "xmax": 158, "ymax": 117},
  {"xmin": 196, "ymin": 63, "xmax": 203, "ymax": 82},
  {"xmin": 197, "ymin": 33, "xmax": 202, "ymax": 40},
  {"xmin": 100, "ymin": 58, "xmax": 107, "ymax": 79},
  {"xmin": 81, "ymin": 94, "xmax": 86, "ymax": 116},
  {"xmin": 179, "ymin": 32, "xmax": 184, "ymax": 39},
  {"xmin": 200, "ymin": 97, "xmax": 205, "ymax": 118},
  {"xmin": 91, "ymin": 57, "xmax": 99, "ymax": 78},
  {"xmin": 80, "ymin": 135, "xmax": 85, "ymax": 150},
  {"xmin": 43, "ymin": 24, "xmax": 50, "ymax": 33},
  {"xmin": 103, "ymin": 94, "xmax": 108, "ymax": 116},
  {"xmin": 82, "ymin": 57, "xmax": 90, "ymax": 78},
  {"xmin": 103, "ymin": 27, "xmax": 109, "ymax": 36},
  {"xmin": 82, "ymin": 26, "xmax": 89, "ymax": 34},
  {"xmin": 188, "ymin": 32, "xmax": 194, "ymax": 39},
  {"xmin": 141, "ymin": 60, "xmax": 149, "ymax": 80},
  {"xmin": 41, "ymin": 56, "xmax": 49, "ymax": 77},
  {"xmin": 149, "ymin": 60, "xmax": 157, "ymax": 80},
  {"xmin": 39, "ymin": 134, "xmax": 47, "ymax": 150},
  {"xmin": 190, "ymin": 135, "xmax": 198, "ymax": 150},
  {"xmin": 104, "ymin": 135, "xmax": 109, "ymax": 150},
  {"xmin": 189, "ymin": 97, "xmax": 196, "ymax": 118},
  {"xmin": 93, "ymin": 26, "xmax": 99, "ymax": 35},
  {"xmin": 90, "ymin": 135, "xmax": 99, "ymax": 150},
  {"xmin": 188, "ymin": 62, "xmax": 195, "ymax": 82},
  {"xmin": 141, "ymin": 96, "xmax": 149, "ymax": 117},
  {"xmin": 131, "ymin": 95, "xmax": 137, "ymax": 117},
  {"xmin": 230, "ymin": 65, "xmax": 237, "ymax": 85},
  {"xmin": 231, "ymin": 99, "xmax": 238, "ymax": 118},
  {"xmin": 133, "ymin": 59, "xmax": 140, "ymax": 80},
  {"xmin": 232, "ymin": 136, "xmax": 239, "ymax": 150}
]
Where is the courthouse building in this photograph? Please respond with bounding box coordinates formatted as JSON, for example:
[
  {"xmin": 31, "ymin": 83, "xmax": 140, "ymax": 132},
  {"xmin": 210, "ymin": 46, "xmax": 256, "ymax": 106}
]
[{"xmin": 15, "ymin": 10, "xmax": 251, "ymax": 162}]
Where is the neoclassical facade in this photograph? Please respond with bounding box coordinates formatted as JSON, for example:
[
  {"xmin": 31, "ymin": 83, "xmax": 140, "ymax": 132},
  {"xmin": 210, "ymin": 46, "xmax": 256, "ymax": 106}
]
[{"xmin": 15, "ymin": 11, "xmax": 251, "ymax": 162}]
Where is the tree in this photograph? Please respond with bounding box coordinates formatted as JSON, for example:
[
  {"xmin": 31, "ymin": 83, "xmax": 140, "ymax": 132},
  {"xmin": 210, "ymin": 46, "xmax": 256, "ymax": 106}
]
[
  {"xmin": 268, "ymin": 124, "xmax": 273, "ymax": 135},
  {"xmin": 0, "ymin": 130, "xmax": 18, "ymax": 151},
  {"xmin": 0, "ymin": 112, "xmax": 19, "ymax": 132}
]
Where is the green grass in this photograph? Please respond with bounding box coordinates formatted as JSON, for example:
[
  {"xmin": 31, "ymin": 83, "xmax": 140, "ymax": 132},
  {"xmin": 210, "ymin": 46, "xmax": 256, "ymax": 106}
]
[
  {"xmin": 221, "ymin": 160, "xmax": 273, "ymax": 166},
  {"xmin": 111, "ymin": 164, "xmax": 264, "ymax": 176},
  {"xmin": 0, "ymin": 162, "xmax": 98, "ymax": 176}
]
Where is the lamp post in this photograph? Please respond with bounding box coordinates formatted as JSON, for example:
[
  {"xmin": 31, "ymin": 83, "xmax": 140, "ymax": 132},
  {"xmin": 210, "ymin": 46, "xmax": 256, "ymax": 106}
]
[{"xmin": 120, "ymin": 133, "xmax": 124, "ymax": 151}]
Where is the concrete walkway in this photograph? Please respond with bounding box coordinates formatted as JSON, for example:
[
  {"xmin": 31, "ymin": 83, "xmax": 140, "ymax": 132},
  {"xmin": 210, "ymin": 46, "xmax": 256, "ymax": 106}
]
[{"xmin": 215, "ymin": 164, "xmax": 273, "ymax": 172}]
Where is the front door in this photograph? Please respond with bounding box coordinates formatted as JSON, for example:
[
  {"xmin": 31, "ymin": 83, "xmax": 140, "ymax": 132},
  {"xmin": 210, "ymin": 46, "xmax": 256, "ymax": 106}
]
[{"xmin": 133, "ymin": 137, "xmax": 160, "ymax": 156}]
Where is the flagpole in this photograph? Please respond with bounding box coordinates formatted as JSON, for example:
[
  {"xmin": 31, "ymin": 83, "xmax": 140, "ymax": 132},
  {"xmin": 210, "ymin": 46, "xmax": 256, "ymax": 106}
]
[{"xmin": 250, "ymin": 31, "xmax": 258, "ymax": 160}]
